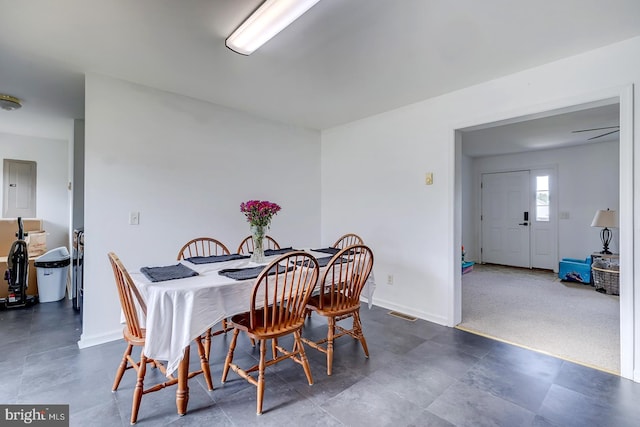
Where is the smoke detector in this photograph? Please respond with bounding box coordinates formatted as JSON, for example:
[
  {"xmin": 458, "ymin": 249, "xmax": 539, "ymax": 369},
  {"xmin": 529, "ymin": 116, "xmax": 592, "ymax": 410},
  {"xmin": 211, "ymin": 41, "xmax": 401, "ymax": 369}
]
[{"xmin": 0, "ymin": 94, "xmax": 22, "ymax": 111}]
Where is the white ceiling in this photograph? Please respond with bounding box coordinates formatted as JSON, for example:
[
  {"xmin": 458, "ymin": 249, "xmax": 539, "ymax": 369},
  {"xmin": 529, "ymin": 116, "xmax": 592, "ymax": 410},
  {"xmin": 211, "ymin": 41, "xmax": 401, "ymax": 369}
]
[
  {"xmin": 0, "ymin": 0, "xmax": 638, "ymax": 142},
  {"xmin": 462, "ymin": 101, "xmax": 621, "ymax": 157}
]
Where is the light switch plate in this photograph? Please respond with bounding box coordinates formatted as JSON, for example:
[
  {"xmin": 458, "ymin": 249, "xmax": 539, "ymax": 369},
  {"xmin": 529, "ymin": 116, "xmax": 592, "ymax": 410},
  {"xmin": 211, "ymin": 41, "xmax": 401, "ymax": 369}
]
[
  {"xmin": 129, "ymin": 211, "xmax": 140, "ymax": 225},
  {"xmin": 425, "ymin": 172, "xmax": 433, "ymax": 185}
]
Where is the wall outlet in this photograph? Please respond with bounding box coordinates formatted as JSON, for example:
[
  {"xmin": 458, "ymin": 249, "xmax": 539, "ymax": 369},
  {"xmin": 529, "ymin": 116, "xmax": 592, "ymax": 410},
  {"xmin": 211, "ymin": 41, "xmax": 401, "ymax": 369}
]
[
  {"xmin": 387, "ymin": 274, "xmax": 394, "ymax": 285},
  {"xmin": 129, "ymin": 211, "xmax": 140, "ymax": 225}
]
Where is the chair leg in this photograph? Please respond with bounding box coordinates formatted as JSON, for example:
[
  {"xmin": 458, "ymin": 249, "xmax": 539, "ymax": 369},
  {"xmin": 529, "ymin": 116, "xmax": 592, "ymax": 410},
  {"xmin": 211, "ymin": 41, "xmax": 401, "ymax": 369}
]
[
  {"xmin": 295, "ymin": 330, "xmax": 313, "ymax": 385},
  {"xmin": 131, "ymin": 352, "xmax": 147, "ymax": 425},
  {"xmin": 257, "ymin": 339, "xmax": 266, "ymax": 415},
  {"xmin": 204, "ymin": 328, "xmax": 212, "ymax": 361},
  {"xmin": 352, "ymin": 311, "xmax": 369, "ymax": 358},
  {"xmin": 221, "ymin": 329, "xmax": 239, "ymax": 383},
  {"xmin": 327, "ymin": 317, "xmax": 336, "ymax": 375},
  {"xmin": 271, "ymin": 338, "xmax": 278, "ymax": 360},
  {"xmin": 176, "ymin": 346, "xmax": 190, "ymax": 416},
  {"xmin": 112, "ymin": 344, "xmax": 133, "ymax": 391},
  {"xmin": 195, "ymin": 337, "xmax": 214, "ymax": 391}
]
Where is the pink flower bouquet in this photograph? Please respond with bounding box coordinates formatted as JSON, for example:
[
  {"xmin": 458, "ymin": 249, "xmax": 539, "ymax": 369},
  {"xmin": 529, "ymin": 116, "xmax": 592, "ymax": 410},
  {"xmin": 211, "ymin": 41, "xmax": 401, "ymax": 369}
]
[{"xmin": 240, "ymin": 200, "xmax": 282, "ymax": 228}]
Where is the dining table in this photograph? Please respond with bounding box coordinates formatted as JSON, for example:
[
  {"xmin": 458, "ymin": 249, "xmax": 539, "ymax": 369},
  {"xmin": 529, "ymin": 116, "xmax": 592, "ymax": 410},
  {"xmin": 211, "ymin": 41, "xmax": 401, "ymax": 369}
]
[{"xmin": 129, "ymin": 247, "xmax": 376, "ymax": 416}]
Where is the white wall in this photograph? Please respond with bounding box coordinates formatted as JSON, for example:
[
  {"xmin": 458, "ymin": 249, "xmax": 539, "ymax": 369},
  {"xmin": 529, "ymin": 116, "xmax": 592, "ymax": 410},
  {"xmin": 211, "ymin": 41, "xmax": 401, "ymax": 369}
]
[
  {"xmin": 467, "ymin": 141, "xmax": 620, "ymax": 262},
  {"xmin": 321, "ymin": 35, "xmax": 640, "ymax": 379},
  {"xmin": 81, "ymin": 74, "xmax": 321, "ymax": 347},
  {"xmin": 0, "ymin": 132, "xmax": 71, "ymax": 251},
  {"xmin": 322, "ymin": 105, "xmax": 455, "ymax": 326}
]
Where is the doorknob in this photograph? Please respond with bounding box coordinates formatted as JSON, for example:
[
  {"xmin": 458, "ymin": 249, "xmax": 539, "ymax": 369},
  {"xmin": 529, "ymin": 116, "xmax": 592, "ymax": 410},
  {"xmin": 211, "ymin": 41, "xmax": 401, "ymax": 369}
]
[{"xmin": 518, "ymin": 222, "xmax": 529, "ymax": 226}]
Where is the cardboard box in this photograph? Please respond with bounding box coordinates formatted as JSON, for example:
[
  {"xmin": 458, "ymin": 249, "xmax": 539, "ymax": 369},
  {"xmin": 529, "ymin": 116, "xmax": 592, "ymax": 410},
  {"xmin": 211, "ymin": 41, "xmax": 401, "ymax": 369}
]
[
  {"xmin": 0, "ymin": 219, "xmax": 42, "ymax": 254},
  {"xmin": 26, "ymin": 230, "xmax": 47, "ymax": 257},
  {"xmin": 0, "ymin": 219, "xmax": 44, "ymax": 298}
]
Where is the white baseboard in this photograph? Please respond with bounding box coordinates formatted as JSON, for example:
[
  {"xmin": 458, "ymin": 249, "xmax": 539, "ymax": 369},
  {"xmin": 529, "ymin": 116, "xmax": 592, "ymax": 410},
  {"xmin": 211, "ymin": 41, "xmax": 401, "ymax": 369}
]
[
  {"xmin": 77, "ymin": 329, "xmax": 122, "ymax": 349},
  {"xmin": 369, "ymin": 296, "xmax": 449, "ymax": 326}
]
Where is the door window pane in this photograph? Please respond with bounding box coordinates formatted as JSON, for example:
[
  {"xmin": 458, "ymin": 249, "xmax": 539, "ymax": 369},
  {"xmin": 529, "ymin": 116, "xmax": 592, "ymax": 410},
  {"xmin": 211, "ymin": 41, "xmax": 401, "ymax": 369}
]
[{"xmin": 536, "ymin": 175, "xmax": 549, "ymax": 222}]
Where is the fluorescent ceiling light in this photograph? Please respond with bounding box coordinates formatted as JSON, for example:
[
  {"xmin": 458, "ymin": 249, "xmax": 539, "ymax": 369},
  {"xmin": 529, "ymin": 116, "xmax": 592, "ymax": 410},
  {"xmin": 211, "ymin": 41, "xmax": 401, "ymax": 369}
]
[{"xmin": 226, "ymin": 0, "xmax": 321, "ymax": 55}]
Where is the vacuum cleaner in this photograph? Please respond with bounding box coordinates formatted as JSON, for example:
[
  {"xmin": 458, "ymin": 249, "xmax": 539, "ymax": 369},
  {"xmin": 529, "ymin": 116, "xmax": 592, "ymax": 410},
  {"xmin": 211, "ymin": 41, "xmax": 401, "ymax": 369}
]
[{"xmin": 0, "ymin": 217, "xmax": 38, "ymax": 309}]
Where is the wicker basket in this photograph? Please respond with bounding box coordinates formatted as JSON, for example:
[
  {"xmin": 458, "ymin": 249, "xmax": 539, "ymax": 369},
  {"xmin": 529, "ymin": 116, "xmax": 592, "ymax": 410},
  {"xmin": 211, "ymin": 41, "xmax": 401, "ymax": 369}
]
[{"xmin": 592, "ymin": 266, "xmax": 619, "ymax": 295}]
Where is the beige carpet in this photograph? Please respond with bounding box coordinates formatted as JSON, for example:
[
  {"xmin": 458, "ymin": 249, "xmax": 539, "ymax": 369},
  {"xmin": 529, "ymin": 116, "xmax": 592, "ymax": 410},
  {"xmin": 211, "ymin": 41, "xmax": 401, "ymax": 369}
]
[{"xmin": 458, "ymin": 263, "xmax": 620, "ymax": 374}]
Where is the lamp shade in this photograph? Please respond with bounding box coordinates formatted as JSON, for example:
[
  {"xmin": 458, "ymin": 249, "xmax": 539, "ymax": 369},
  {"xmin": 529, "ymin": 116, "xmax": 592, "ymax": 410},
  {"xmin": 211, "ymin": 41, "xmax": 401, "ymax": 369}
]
[{"xmin": 591, "ymin": 209, "xmax": 618, "ymax": 228}]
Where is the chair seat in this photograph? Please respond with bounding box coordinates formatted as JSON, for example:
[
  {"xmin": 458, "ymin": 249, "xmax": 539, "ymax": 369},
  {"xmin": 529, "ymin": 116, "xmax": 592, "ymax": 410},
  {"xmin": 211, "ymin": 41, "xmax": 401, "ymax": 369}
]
[
  {"xmin": 559, "ymin": 257, "xmax": 592, "ymax": 283},
  {"xmin": 307, "ymin": 293, "xmax": 360, "ymax": 317},
  {"xmin": 123, "ymin": 326, "xmax": 146, "ymax": 347},
  {"xmin": 231, "ymin": 308, "xmax": 305, "ymax": 339}
]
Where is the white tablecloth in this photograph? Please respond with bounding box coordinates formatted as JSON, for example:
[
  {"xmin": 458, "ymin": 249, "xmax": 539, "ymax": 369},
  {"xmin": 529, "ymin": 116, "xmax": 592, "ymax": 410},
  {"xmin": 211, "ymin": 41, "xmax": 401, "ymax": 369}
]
[{"xmin": 129, "ymin": 250, "xmax": 375, "ymax": 376}]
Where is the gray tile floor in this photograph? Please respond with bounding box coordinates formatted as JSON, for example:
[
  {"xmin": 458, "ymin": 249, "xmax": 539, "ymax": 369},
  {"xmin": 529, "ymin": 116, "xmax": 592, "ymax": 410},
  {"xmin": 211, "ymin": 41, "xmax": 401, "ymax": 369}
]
[{"xmin": 2, "ymin": 298, "xmax": 640, "ymax": 426}]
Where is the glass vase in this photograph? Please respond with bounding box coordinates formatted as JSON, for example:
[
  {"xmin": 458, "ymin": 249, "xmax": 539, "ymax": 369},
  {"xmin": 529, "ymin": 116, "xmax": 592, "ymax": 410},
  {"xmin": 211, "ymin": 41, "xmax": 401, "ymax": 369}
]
[{"xmin": 250, "ymin": 224, "xmax": 266, "ymax": 263}]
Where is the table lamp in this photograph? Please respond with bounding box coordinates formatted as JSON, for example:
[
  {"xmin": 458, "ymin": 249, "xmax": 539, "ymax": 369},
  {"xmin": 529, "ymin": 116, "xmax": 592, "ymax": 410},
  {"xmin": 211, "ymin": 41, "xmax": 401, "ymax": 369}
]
[{"xmin": 591, "ymin": 209, "xmax": 617, "ymax": 254}]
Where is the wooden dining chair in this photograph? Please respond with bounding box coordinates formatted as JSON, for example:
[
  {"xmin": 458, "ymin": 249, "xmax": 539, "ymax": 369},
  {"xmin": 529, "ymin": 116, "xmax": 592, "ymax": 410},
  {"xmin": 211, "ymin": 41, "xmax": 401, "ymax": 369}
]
[
  {"xmin": 304, "ymin": 234, "xmax": 364, "ymax": 320},
  {"xmin": 177, "ymin": 237, "xmax": 233, "ymax": 358},
  {"xmin": 236, "ymin": 235, "xmax": 281, "ymax": 255},
  {"xmin": 221, "ymin": 251, "xmax": 319, "ymax": 415},
  {"xmin": 177, "ymin": 237, "xmax": 231, "ymax": 259},
  {"xmin": 301, "ymin": 244, "xmax": 374, "ymax": 375},
  {"xmin": 108, "ymin": 252, "xmax": 213, "ymax": 425},
  {"xmin": 332, "ymin": 233, "xmax": 364, "ymax": 249}
]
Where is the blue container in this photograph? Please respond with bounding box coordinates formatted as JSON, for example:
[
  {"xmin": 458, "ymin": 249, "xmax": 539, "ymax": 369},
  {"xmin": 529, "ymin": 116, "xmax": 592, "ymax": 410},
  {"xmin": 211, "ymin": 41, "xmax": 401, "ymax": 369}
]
[
  {"xmin": 558, "ymin": 257, "xmax": 591, "ymax": 284},
  {"xmin": 462, "ymin": 261, "xmax": 474, "ymax": 274}
]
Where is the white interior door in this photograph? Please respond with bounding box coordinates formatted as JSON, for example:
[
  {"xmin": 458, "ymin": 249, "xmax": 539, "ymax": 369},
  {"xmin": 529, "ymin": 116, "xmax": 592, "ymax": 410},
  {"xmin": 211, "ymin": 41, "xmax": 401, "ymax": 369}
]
[
  {"xmin": 481, "ymin": 171, "xmax": 530, "ymax": 268},
  {"xmin": 3, "ymin": 159, "xmax": 37, "ymax": 218}
]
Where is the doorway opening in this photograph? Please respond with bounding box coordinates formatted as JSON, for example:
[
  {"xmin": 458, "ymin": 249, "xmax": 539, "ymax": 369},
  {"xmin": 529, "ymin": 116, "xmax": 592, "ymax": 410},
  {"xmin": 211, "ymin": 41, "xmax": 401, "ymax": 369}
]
[{"xmin": 453, "ymin": 90, "xmax": 632, "ymax": 378}]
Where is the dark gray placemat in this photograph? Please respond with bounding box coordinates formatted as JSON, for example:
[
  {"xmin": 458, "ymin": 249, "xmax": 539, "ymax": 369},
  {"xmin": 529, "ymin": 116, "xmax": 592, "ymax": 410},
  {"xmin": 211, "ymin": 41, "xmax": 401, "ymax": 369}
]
[
  {"xmin": 264, "ymin": 247, "xmax": 297, "ymax": 256},
  {"xmin": 311, "ymin": 247, "xmax": 340, "ymax": 255},
  {"xmin": 186, "ymin": 253, "xmax": 249, "ymax": 264},
  {"xmin": 218, "ymin": 264, "xmax": 292, "ymax": 281},
  {"xmin": 140, "ymin": 264, "xmax": 198, "ymax": 282},
  {"xmin": 297, "ymin": 256, "xmax": 350, "ymax": 268}
]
